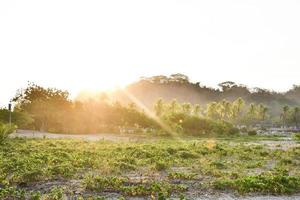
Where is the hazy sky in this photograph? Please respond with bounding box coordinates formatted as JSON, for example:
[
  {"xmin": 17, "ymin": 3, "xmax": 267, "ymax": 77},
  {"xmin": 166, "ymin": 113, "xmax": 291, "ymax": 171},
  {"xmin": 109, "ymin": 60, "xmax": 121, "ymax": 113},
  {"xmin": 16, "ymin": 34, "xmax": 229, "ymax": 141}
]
[{"xmin": 1, "ymin": 0, "xmax": 300, "ymax": 107}]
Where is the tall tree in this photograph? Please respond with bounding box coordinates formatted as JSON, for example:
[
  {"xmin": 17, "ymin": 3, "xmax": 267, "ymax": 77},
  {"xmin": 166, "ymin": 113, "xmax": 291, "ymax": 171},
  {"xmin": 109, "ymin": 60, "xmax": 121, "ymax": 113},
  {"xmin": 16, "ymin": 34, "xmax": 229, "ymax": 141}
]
[
  {"xmin": 13, "ymin": 83, "xmax": 71, "ymax": 131},
  {"xmin": 281, "ymin": 105, "xmax": 290, "ymax": 128},
  {"xmin": 182, "ymin": 103, "xmax": 192, "ymax": 115},
  {"xmin": 292, "ymin": 107, "xmax": 300, "ymax": 128},
  {"xmin": 169, "ymin": 99, "xmax": 179, "ymax": 114},
  {"xmin": 258, "ymin": 104, "xmax": 268, "ymax": 121},
  {"xmin": 246, "ymin": 103, "xmax": 258, "ymax": 125},
  {"xmin": 193, "ymin": 104, "xmax": 201, "ymax": 116},
  {"xmin": 154, "ymin": 99, "xmax": 164, "ymax": 117},
  {"xmin": 206, "ymin": 102, "xmax": 219, "ymax": 120},
  {"xmin": 217, "ymin": 99, "xmax": 232, "ymax": 120},
  {"xmin": 232, "ymin": 97, "xmax": 245, "ymax": 120}
]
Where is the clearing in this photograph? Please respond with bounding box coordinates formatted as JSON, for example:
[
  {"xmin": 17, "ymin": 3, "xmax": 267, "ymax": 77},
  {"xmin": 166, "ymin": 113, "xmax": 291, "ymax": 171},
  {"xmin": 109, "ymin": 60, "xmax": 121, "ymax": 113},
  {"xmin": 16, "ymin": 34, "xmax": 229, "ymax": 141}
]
[{"xmin": 1, "ymin": 131, "xmax": 300, "ymax": 199}]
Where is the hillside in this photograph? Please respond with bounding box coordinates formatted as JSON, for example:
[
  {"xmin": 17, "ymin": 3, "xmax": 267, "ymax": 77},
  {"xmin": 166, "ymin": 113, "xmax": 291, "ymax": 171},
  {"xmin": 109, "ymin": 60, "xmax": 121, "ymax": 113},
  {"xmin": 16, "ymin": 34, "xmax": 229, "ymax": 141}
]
[{"xmin": 108, "ymin": 74, "xmax": 300, "ymax": 116}]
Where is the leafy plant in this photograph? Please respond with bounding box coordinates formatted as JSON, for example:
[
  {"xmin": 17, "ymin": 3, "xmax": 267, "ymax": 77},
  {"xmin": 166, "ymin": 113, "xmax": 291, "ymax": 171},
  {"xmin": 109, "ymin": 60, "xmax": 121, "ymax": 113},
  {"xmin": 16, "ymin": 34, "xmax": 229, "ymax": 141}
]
[
  {"xmin": 0, "ymin": 123, "xmax": 16, "ymax": 144},
  {"xmin": 47, "ymin": 186, "xmax": 65, "ymax": 200},
  {"xmin": 293, "ymin": 133, "xmax": 300, "ymax": 141},
  {"xmin": 214, "ymin": 172, "xmax": 300, "ymax": 194},
  {"xmin": 168, "ymin": 172, "xmax": 197, "ymax": 180},
  {"xmin": 248, "ymin": 130, "xmax": 257, "ymax": 136},
  {"xmin": 0, "ymin": 187, "xmax": 25, "ymax": 200}
]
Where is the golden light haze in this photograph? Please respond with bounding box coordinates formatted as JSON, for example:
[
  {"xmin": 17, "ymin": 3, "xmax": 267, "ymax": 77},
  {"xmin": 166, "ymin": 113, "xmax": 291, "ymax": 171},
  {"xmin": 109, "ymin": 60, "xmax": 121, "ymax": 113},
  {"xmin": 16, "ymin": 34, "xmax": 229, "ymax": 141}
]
[{"xmin": 1, "ymin": 0, "xmax": 300, "ymax": 106}]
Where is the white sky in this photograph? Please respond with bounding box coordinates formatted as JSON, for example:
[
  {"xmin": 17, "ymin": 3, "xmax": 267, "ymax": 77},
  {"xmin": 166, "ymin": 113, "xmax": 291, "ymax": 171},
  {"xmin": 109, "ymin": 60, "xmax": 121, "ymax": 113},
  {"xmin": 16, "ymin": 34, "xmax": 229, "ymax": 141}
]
[{"xmin": 1, "ymin": 0, "xmax": 300, "ymax": 107}]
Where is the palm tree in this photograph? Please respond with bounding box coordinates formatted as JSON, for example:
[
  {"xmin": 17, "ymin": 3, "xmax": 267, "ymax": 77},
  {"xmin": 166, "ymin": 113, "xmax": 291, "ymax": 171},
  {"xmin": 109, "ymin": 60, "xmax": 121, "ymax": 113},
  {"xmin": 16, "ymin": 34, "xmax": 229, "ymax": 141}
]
[
  {"xmin": 169, "ymin": 99, "xmax": 179, "ymax": 114},
  {"xmin": 262, "ymin": 107, "xmax": 268, "ymax": 121},
  {"xmin": 247, "ymin": 103, "xmax": 257, "ymax": 124},
  {"xmin": 231, "ymin": 98, "xmax": 245, "ymax": 121},
  {"xmin": 258, "ymin": 104, "xmax": 268, "ymax": 121},
  {"xmin": 193, "ymin": 104, "xmax": 201, "ymax": 116},
  {"xmin": 224, "ymin": 101, "xmax": 232, "ymax": 120},
  {"xmin": 281, "ymin": 105, "xmax": 290, "ymax": 128},
  {"xmin": 182, "ymin": 103, "xmax": 192, "ymax": 115},
  {"xmin": 218, "ymin": 99, "xmax": 231, "ymax": 120},
  {"xmin": 206, "ymin": 102, "xmax": 218, "ymax": 120},
  {"xmin": 235, "ymin": 97, "xmax": 245, "ymax": 114},
  {"xmin": 154, "ymin": 99, "xmax": 164, "ymax": 117},
  {"xmin": 293, "ymin": 107, "xmax": 300, "ymax": 129}
]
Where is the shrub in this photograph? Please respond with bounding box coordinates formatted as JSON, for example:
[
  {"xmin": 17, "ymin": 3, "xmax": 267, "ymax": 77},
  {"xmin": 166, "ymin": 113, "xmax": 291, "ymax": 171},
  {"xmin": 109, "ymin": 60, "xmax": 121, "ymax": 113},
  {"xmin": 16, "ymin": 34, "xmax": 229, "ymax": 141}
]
[
  {"xmin": 178, "ymin": 115, "xmax": 239, "ymax": 136},
  {"xmin": 0, "ymin": 187, "xmax": 26, "ymax": 199},
  {"xmin": 240, "ymin": 127, "xmax": 248, "ymax": 133},
  {"xmin": 177, "ymin": 151, "xmax": 197, "ymax": 159},
  {"xmin": 0, "ymin": 109, "xmax": 33, "ymax": 128},
  {"xmin": 155, "ymin": 160, "xmax": 168, "ymax": 171},
  {"xmin": 168, "ymin": 172, "xmax": 197, "ymax": 180},
  {"xmin": 0, "ymin": 123, "xmax": 16, "ymax": 144},
  {"xmin": 248, "ymin": 130, "xmax": 257, "ymax": 136},
  {"xmin": 293, "ymin": 133, "xmax": 300, "ymax": 141},
  {"xmin": 210, "ymin": 121, "xmax": 239, "ymax": 136},
  {"xmin": 84, "ymin": 175, "xmax": 127, "ymax": 191},
  {"xmin": 213, "ymin": 172, "xmax": 300, "ymax": 194},
  {"xmin": 47, "ymin": 186, "xmax": 65, "ymax": 200}
]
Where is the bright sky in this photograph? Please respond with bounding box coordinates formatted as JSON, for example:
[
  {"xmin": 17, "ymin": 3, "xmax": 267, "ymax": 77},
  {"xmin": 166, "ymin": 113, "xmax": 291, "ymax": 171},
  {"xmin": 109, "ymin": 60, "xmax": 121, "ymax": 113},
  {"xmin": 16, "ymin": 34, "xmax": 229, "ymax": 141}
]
[{"xmin": 1, "ymin": 0, "xmax": 300, "ymax": 107}]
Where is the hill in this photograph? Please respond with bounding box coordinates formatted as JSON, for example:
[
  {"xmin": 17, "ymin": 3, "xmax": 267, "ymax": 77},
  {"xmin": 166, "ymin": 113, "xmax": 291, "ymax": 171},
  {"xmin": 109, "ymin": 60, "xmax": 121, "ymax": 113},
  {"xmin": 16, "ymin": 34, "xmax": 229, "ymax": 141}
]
[{"xmin": 107, "ymin": 74, "xmax": 300, "ymax": 116}]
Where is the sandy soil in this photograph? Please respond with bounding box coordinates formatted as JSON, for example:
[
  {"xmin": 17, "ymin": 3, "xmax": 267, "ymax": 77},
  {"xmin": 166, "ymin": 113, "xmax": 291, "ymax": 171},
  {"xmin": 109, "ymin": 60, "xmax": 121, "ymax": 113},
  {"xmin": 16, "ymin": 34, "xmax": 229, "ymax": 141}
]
[
  {"xmin": 9, "ymin": 130, "xmax": 300, "ymax": 199},
  {"xmin": 10, "ymin": 129, "xmax": 141, "ymax": 142},
  {"xmin": 246, "ymin": 140, "xmax": 299, "ymax": 150}
]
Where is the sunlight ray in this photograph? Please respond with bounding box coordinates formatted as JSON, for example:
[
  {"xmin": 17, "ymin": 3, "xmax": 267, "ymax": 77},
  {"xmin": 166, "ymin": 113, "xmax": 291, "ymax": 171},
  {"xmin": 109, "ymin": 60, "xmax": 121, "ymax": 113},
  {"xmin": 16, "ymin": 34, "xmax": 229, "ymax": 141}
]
[{"xmin": 120, "ymin": 88, "xmax": 179, "ymax": 137}]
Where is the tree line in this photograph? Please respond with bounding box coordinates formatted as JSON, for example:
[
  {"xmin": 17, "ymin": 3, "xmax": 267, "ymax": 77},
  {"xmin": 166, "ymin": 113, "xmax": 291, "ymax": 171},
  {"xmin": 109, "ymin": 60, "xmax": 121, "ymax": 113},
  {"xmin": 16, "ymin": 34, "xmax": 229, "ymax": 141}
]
[
  {"xmin": 7, "ymin": 83, "xmax": 157, "ymax": 134},
  {"xmin": 121, "ymin": 74, "xmax": 300, "ymax": 118},
  {"xmin": 0, "ymin": 82, "xmax": 299, "ymax": 135},
  {"xmin": 154, "ymin": 98, "xmax": 300, "ymax": 129}
]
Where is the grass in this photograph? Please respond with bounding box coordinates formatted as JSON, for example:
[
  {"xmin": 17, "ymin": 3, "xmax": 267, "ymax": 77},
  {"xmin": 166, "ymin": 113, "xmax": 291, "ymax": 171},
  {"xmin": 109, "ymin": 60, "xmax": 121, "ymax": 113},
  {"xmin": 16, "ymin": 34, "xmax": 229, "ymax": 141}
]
[
  {"xmin": 84, "ymin": 175, "xmax": 187, "ymax": 197},
  {"xmin": 0, "ymin": 137, "xmax": 299, "ymax": 199},
  {"xmin": 293, "ymin": 132, "xmax": 300, "ymax": 142},
  {"xmin": 0, "ymin": 123, "xmax": 16, "ymax": 144},
  {"xmin": 213, "ymin": 171, "xmax": 300, "ymax": 194}
]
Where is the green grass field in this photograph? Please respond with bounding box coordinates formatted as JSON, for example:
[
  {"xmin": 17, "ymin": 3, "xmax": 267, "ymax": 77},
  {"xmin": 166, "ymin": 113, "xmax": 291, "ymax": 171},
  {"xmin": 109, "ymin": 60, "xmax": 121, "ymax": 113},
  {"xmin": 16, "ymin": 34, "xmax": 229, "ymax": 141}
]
[{"xmin": 1, "ymin": 136, "xmax": 300, "ymax": 199}]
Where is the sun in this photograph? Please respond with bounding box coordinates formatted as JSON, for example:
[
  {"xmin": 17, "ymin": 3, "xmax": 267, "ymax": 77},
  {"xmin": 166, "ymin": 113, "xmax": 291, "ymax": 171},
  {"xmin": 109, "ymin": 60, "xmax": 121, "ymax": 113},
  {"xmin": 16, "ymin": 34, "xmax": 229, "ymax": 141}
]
[
  {"xmin": 69, "ymin": 72, "xmax": 132, "ymax": 100},
  {"xmin": 60, "ymin": 68, "xmax": 138, "ymax": 101}
]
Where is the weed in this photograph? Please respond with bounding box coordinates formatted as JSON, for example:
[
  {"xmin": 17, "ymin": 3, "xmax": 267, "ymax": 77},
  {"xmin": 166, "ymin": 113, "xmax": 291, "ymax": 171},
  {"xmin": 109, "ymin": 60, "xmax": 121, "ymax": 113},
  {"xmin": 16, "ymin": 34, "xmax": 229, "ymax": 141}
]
[
  {"xmin": 155, "ymin": 161, "xmax": 168, "ymax": 171},
  {"xmin": 214, "ymin": 172, "xmax": 300, "ymax": 194},
  {"xmin": 0, "ymin": 123, "xmax": 16, "ymax": 144},
  {"xmin": 293, "ymin": 133, "xmax": 300, "ymax": 142},
  {"xmin": 168, "ymin": 172, "xmax": 197, "ymax": 180},
  {"xmin": 47, "ymin": 186, "xmax": 65, "ymax": 200},
  {"xmin": 0, "ymin": 138, "xmax": 300, "ymax": 197}
]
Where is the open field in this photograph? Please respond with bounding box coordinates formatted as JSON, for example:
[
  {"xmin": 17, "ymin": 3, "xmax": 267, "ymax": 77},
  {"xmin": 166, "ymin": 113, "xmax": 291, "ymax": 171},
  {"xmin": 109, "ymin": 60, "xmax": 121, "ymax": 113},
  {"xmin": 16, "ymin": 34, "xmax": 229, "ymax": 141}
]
[
  {"xmin": 1, "ymin": 133, "xmax": 300, "ymax": 199},
  {"xmin": 2, "ymin": 0, "xmax": 300, "ymax": 199}
]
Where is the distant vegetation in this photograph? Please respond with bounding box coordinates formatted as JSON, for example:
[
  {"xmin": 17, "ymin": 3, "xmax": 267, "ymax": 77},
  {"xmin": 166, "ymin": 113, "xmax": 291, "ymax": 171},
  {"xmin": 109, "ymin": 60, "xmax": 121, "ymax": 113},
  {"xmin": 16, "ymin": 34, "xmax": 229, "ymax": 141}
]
[
  {"xmin": 7, "ymin": 83, "xmax": 157, "ymax": 134},
  {"xmin": 113, "ymin": 74, "xmax": 300, "ymax": 118},
  {"xmin": 0, "ymin": 74, "xmax": 300, "ymax": 134}
]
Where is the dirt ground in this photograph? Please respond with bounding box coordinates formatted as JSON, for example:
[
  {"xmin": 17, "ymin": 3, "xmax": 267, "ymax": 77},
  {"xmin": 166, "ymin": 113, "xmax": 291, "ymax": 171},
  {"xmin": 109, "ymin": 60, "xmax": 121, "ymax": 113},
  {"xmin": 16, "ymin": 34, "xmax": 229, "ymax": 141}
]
[
  {"xmin": 10, "ymin": 129, "xmax": 139, "ymax": 142},
  {"xmin": 8, "ymin": 130, "xmax": 300, "ymax": 200}
]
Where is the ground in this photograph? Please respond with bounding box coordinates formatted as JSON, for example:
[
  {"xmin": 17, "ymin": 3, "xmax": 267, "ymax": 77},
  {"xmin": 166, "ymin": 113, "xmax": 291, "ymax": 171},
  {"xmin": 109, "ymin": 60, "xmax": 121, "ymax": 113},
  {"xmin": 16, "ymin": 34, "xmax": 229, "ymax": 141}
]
[{"xmin": 1, "ymin": 131, "xmax": 300, "ymax": 199}]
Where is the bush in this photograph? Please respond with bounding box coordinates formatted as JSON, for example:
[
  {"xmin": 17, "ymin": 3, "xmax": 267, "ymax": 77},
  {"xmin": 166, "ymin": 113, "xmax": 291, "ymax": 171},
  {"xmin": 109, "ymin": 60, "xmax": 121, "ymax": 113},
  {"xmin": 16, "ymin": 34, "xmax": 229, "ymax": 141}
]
[
  {"xmin": 293, "ymin": 133, "xmax": 300, "ymax": 141},
  {"xmin": 0, "ymin": 109, "xmax": 33, "ymax": 128},
  {"xmin": 0, "ymin": 123, "xmax": 16, "ymax": 144},
  {"xmin": 177, "ymin": 115, "xmax": 239, "ymax": 136},
  {"xmin": 214, "ymin": 172, "xmax": 300, "ymax": 194},
  {"xmin": 248, "ymin": 130, "xmax": 257, "ymax": 136},
  {"xmin": 155, "ymin": 160, "xmax": 168, "ymax": 171}
]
